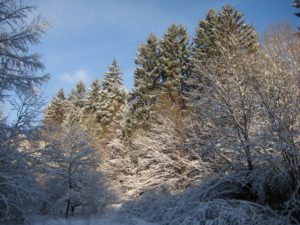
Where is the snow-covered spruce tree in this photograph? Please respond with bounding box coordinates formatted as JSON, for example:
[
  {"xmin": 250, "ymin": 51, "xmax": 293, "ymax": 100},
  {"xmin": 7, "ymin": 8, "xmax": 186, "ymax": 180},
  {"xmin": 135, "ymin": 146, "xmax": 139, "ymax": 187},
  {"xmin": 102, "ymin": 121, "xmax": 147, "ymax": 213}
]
[
  {"xmin": 80, "ymin": 80, "xmax": 102, "ymax": 134},
  {"xmin": 41, "ymin": 123, "xmax": 110, "ymax": 218},
  {"xmin": 0, "ymin": 0, "xmax": 48, "ymax": 224},
  {"xmin": 68, "ymin": 81, "xmax": 86, "ymax": 109},
  {"xmin": 159, "ymin": 24, "xmax": 191, "ymax": 108},
  {"xmin": 192, "ymin": 5, "xmax": 258, "ymax": 63},
  {"xmin": 84, "ymin": 79, "xmax": 101, "ymax": 114},
  {"xmin": 96, "ymin": 59, "xmax": 127, "ymax": 131},
  {"xmin": 64, "ymin": 81, "xmax": 86, "ymax": 126},
  {"xmin": 122, "ymin": 34, "xmax": 160, "ymax": 140},
  {"xmin": 44, "ymin": 88, "xmax": 67, "ymax": 126}
]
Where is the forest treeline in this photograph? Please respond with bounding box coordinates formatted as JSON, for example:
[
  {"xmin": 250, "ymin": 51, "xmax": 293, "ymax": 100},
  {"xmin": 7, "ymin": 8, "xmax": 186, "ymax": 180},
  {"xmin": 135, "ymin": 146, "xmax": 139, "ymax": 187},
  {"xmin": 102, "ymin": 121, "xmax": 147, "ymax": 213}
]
[{"xmin": 1, "ymin": 0, "xmax": 300, "ymax": 224}]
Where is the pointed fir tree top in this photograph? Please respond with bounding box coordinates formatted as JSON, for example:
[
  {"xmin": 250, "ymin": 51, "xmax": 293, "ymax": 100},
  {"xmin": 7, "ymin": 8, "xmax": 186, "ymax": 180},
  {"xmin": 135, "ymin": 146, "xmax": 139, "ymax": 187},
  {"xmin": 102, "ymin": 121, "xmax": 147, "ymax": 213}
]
[
  {"xmin": 68, "ymin": 81, "xmax": 87, "ymax": 109},
  {"xmin": 135, "ymin": 33, "xmax": 158, "ymax": 68},
  {"xmin": 159, "ymin": 24, "xmax": 191, "ymax": 83},
  {"xmin": 46, "ymin": 88, "xmax": 66, "ymax": 109},
  {"xmin": 218, "ymin": 5, "xmax": 250, "ymax": 36},
  {"xmin": 159, "ymin": 24, "xmax": 190, "ymax": 69},
  {"xmin": 88, "ymin": 79, "xmax": 101, "ymax": 99},
  {"xmin": 159, "ymin": 24, "xmax": 190, "ymax": 61},
  {"xmin": 69, "ymin": 81, "xmax": 86, "ymax": 100},
  {"xmin": 147, "ymin": 33, "xmax": 158, "ymax": 45},
  {"xmin": 193, "ymin": 5, "xmax": 258, "ymax": 59},
  {"xmin": 55, "ymin": 88, "xmax": 66, "ymax": 101},
  {"xmin": 44, "ymin": 88, "xmax": 66, "ymax": 125},
  {"xmin": 134, "ymin": 33, "xmax": 160, "ymax": 91},
  {"xmin": 161, "ymin": 24, "xmax": 189, "ymax": 45},
  {"xmin": 102, "ymin": 59, "xmax": 123, "ymax": 91},
  {"xmin": 85, "ymin": 79, "xmax": 101, "ymax": 111}
]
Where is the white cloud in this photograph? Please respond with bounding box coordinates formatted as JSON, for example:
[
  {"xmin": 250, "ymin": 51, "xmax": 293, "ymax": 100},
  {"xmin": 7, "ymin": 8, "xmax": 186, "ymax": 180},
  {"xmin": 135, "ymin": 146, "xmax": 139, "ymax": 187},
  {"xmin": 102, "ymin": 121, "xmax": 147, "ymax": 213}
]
[{"xmin": 59, "ymin": 69, "xmax": 90, "ymax": 83}]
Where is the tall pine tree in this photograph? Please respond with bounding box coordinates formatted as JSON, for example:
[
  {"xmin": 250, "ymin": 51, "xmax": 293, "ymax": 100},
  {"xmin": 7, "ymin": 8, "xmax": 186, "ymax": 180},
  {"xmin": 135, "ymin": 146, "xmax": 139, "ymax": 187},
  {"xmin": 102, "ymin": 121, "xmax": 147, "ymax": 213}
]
[
  {"xmin": 68, "ymin": 81, "xmax": 86, "ymax": 108},
  {"xmin": 192, "ymin": 5, "xmax": 258, "ymax": 62},
  {"xmin": 121, "ymin": 34, "xmax": 160, "ymax": 140},
  {"xmin": 44, "ymin": 88, "xmax": 67, "ymax": 126},
  {"xmin": 84, "ymin": 79, "xmax": 101, "ymax": 113},
  {"xmin": 159, "ymin": 24, "xmax": 191, "ymax": 107},
  {"xmin": 129, "ymin": 34, "xmax": 160, "ymax": 129},
  {"xmin": 80, "ymin": 79, "xmax": 102, "ymax": 134},
  {"xmin": 64, "ymin": 81, "xmax": 86, "ymax": 126},
  {"xmin": 96, "ymin": 59, "xmax": 127, "ymax": 129},
  {"xmin": 133, "ymin": 34, "xmax": 160, "ymax": 102}
]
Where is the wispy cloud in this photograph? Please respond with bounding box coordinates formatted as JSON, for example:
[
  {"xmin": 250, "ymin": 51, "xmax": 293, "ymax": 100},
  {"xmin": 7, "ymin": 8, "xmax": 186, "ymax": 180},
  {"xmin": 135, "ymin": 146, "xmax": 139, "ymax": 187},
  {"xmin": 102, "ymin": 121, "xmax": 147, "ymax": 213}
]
[{"xmin": 59, "ymin": 69, "xmax": 91, "ymax": 83}]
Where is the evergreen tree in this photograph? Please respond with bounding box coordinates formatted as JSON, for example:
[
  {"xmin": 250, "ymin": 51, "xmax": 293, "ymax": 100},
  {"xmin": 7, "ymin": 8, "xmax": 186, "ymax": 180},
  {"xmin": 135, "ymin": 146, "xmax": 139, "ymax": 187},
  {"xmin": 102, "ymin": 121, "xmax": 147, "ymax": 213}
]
[
  {"xmin": 159, "ymin": 24, "xmax": 191, "ymax": 107},
  {"xmin": 192, "ymin": 5, "xmax": 258, "ymax": 62},
  {"xmin": 80, "ymin": 79, "xmax": 102, "ymax": 134},
  {"xmin": 68, "ymin": 81, "xmax": 86, "ymax": 108},
  {"xmin": 134, "ymin": 34, "xmax": 160, "ymax": 101},
  {"xmin": 127, "ymin": 34, "xmax": 160, "ymax": 132},
  {"xmin": 84, "ymin": 79, "xmax": 101, "ymax": 113},
  {"xmin": 64, "ymin": 81, "xmax": 86, "ymax": 126},
  {"xmin": 0, "ymin": 0, "xmax": 49, "ymax": 99},
  {"xmin": 44, "ymin": 88, "xmax": 67, "ymax": 125},
  {"xmin": 96, "ymin": 59, "xmax": 126, "ymax": 129}
]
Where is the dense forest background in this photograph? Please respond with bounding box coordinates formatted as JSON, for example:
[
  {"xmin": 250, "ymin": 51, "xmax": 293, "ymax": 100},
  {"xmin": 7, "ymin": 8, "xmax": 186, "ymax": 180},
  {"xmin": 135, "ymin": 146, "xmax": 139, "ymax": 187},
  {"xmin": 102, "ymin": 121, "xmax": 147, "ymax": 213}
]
[{"xmin": 1, "ymin": 0, "xmax": 300, "ymax": 224}]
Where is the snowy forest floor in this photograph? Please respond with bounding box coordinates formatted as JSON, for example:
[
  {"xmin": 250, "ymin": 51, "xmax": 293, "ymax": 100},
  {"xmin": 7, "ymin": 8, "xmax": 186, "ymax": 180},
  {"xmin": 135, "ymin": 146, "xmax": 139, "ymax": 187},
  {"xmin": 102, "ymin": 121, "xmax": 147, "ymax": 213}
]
[{"xmin": 33, "ymin": 216, "xmax": 157, "ymax": 225}]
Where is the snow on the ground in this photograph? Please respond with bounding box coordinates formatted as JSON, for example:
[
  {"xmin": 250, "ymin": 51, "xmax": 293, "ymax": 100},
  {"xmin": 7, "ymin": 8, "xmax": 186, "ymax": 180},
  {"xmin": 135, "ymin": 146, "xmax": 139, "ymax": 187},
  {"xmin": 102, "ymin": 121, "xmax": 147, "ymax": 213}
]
[{"xmin": 32, "ymin": 215, "xmax": 158, "ymax": 225}]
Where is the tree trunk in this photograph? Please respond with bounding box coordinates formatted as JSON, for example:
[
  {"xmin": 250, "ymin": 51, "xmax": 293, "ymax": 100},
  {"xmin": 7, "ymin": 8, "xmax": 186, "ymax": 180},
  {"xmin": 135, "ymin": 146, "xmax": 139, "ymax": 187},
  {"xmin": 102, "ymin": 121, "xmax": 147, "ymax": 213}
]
[
  {"xmin": 66, "ymin": 163, "xmax": 72, "ymax": 219},
  {"xmin": 65, "ymin": 198, "xmax": 70, "ymax": 219},
  {"xmin": 71, "ymin": 205, "xmax": 75, "ymax": 216},
  {"xmin": 245, "ymin": 145, "xmax": 253, "ymax": 171}
]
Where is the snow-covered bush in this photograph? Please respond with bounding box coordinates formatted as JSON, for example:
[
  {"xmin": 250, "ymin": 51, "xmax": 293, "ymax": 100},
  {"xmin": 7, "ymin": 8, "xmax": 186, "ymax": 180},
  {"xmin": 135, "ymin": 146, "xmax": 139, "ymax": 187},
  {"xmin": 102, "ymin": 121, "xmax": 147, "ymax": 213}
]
[{"xmin": 121, "ymin": 171, "xmax": 291, "ymax": 225}]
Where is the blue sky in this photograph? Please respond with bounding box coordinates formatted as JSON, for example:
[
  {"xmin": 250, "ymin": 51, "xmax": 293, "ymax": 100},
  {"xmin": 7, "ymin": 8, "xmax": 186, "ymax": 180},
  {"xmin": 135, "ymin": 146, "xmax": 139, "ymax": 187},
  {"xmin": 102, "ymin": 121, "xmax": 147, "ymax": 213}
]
[{"xmin": 26, "ymin": 0, "xmax": 298, "ymax": 102}]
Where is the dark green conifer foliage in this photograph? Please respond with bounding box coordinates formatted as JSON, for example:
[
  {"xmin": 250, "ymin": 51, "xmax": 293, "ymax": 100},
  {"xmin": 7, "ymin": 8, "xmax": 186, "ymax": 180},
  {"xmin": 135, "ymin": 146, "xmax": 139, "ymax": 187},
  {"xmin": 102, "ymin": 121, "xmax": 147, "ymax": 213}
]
[
  {"xmin": 44, "ymin": 88, "xmax": 67, "ymax": 125},
  {"xmin": 85, "ymin": 79, "xmax": 101, "ymax": 113},
  {"xmin": 131, "ymin": 34, "xmax": 160, "ymax": 125},
  {"xmin": 159, "ymin": 24, "xmax": 191, "ymax": 106},
  {"xmin": 65, "ymin": 81, "xmax": 86, "ymax": 125},
  {"xmin": 96, "ymin": 59, "xmax": 126, "ymax": 128},
  {"xmin": 68, "ymin": 81, "xmax": 86, "ymax": 108},
  {"xmin": 134, "ymin": 34, "xmax": 160, "ymax": 99},
  {"xmin": 192, "ymin": 5, "xmax": 258, "ymax": 62}
]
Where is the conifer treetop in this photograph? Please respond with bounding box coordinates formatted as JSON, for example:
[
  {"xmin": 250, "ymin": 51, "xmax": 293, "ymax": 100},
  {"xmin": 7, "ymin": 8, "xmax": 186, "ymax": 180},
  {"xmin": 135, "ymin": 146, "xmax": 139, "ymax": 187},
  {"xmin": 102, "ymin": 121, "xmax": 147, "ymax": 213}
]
[
  {"xmin": 44, "ymin": 88, "xmax": 66, "ymax": 125},
  {"xmin": 68, "ymin": 81, "xmax": 86, "ymax": 106},
  {"xmin": 134, "ymin": 33, "xmax": 160, "ymax": 95},
  {"xmin": 159, "ymin": 24, "xmax": 191, "ymax": 95},
  {"xmin": 193, "ymin": 5, "xmax": 258, "ymax": 61},
  {"xmin": 102, "ymin": 59, "xmax": 123, "ymax": 91}
]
